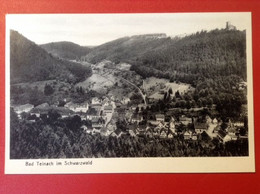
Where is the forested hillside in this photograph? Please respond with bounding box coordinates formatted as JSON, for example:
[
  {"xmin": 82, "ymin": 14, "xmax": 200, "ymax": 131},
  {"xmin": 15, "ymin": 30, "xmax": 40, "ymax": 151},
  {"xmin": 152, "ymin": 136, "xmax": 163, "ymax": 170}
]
[
  {"xmin": 130, "ymin": 29, "xmax": 247, "ymax": 119},
  {"xmin": 41, "ymin": 41, "xmax": 92, "ymax": 60},
  {"xmin": 84, "ymin": 34, "xmax": 170, "ymax": 64},
  {"xmin": 10, "ymin": 30, "xmax": 92, "ymax": 84},
  {"xmin": 83, "ymin": 29, "xmax": 247, "ymax": 118},
  {"xmin": 132, "ymin": 29, "xmax": 246, "ymax": 83},
  {"xmin": 83, "ymin": 29, "xmax": 246, "ymax": 85}
]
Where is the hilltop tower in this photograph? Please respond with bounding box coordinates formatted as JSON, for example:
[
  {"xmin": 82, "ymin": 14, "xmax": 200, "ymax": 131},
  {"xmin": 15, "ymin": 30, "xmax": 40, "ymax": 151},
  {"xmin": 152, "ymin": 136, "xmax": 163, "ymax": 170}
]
[{"xmin": 226, "ymin": 21, "xmax": 237, "ymax": 30}]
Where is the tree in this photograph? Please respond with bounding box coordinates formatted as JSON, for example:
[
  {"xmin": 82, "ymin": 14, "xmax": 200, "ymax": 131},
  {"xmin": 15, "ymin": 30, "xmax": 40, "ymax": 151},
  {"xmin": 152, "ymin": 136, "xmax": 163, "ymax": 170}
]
[
  {"xmin": 239, "ymin": 127, "xmax": 246, "ymax": 136},
  {"xmin": 175, "ymin": 90, "xmax": 181, "ymax": 98},
  {"xmin": 44, "ymin": 84, "xmax": 54, "ymax": 96},
  {"xmin": 48, "ymin": 109, "xmax": 61, "ymax": 123},
  {"xmin": 168, "ymin": 88, "xmax": 173, "ymax": 95}
]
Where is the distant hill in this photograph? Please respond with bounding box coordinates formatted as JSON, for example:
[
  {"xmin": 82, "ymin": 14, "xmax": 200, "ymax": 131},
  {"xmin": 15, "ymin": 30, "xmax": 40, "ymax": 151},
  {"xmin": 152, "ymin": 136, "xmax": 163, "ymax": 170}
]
[
  {"xmin": 41, "ymin": 41, "xmax": 92, "ymax": 60},
  {"xmin": 84, "ymin": 33, "xmax": 171, "ymax": 64},
  {"xmin": 83, "ymin": 30, "xmax": 246, "ymax": 84},
  {"xmin": 10, "ymin": 30, "xmax": 92, "ymax": 84}
]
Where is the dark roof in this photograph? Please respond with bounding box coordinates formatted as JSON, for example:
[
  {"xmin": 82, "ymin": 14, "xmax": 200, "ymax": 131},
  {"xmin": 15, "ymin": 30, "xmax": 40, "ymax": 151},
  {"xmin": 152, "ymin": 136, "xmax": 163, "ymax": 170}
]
[
  {"xmin": 87, "ymin": 108, "xmax": 98, "ymax": 115},
  {"xmin": 128, "ymin": 124, "xmax": 138, "ymax": 131},
  {"xmin": 218, "ymin": 130, "xmax": 227, "ymax": 138},
  {"xmin": 194, "ymin": 122, "xmax": 207, "ymax": 129},
  {"xmin": 104, "ymin": 105, "xmax": 113, "ymax": 110},
  {"xmin": 92, "ymin": 117, "xmax": 104, "ymax": 123},
  {"xmin": 132, "ymin": 114, "xmax": 143, "ymax": 120},
  {"xmin": 155, "ymin": 114, "xmax": 165, "ymax": 119},
  {"xmin": 91, "ymin": 104, "xmax": 102, "ymax": 109},
  {"xmin": 114, "ymin": 129, "xmax": 122, "ymax": 136}
]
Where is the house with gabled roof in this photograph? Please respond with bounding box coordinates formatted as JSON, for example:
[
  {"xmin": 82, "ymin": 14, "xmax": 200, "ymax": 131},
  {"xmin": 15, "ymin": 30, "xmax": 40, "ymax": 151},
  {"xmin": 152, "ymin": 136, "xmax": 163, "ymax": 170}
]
[
  {"xmin": 30, "ymin": 109, "xmax": 42, "ymax": 118},
  {"xmin": 145, "ymin": 128, "xmax": 154, "ymax": 138},
  {"xmin": 184, "ymin": 131, "xmax": 192, "ymax": 140},
  {"xmin": 121, "ymin": 97, "xmax": 130, "ymax": 105},
  {"xmin": 226, "ymin": 125, "xmax": 237, "ymax": 136},
  {"xmin": 168, "ymin": 133, "xmax": 174, "ymax": 139},
  {"xmin": 179, "ymin": 115, "xmax": 192, "ymax": 125},
  {"xmin": 86, "ymin": 107, "xmax": 100, "ymax": 120},
  {"xmin": 155, "ymin": 114, "xmax": 165, "ymax": 122},
  {"xmin": 131, "ymin": 114, "xmax": 143, "ymax": 124},
  {"xmin": 213, "ymin": 125, "xmax": 221, "ymax": 133},
  {"xmin": 194, "ymin": 122, "xmax": 208, "ymax": 134},
  {"xmin": 167, "ymin": 130, "xmax": 174, "ymax": 139},
  {"xmin": 92, "ymin": 128, "xmax": 101, "ymax": 134},
  {"xmin": 81, "ymin": 125, "xmax": 88, "ymax": 131},
  {"xmin": 92, "ymin": 117, "xmax": 105, "ymax": 128},
  {"xmin": 148, "ymin": 120, "xmax": 160, "ymax": 126},
  {"xmin": 91, "ymin": 97, "xmax": 102, "ymax": 105},
  {"xmin": 104, "ymin": 105, "xmax": 113, "ymax": 114},
  {"xmin": 212, "ymin": 118, "xmax": 218, "ymax": 124},
  {"xmin": 191, "ymin": 132, "xmax": 198, "ymax": 140},
  {"xmin": 159, "ymin": 130, "xmax": 168, "ymax": 138},
  {"xmin": 65, "ymin": 101, "xmax": 89, "ymax": 113},
  {"xmin": 218, "ymin": 128, "xmax": 238, "ymax": 143},
  {"xmin": 206, "ymin": 115, "xmax": 212, "ymax": 124},
  {"xmin": 128, "ymin": 130, "xmax": 137, "ymax": 137},
  {"xmin": 217, "ymin": 129, "xmax": 227, "ymax": 141}
]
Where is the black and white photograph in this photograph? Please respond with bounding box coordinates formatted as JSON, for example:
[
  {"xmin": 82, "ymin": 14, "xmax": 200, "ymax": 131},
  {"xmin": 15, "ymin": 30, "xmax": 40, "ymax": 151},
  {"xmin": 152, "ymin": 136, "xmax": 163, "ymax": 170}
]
[{"xmin": 5, "ymin": 13, "xmax": 254, "ymax": 174}]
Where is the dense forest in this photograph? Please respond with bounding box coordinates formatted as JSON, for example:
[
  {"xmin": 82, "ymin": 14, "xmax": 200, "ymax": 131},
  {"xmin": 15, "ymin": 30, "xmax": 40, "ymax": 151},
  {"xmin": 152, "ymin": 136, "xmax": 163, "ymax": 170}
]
[
  {"xmin": 10, "ymin": 30, "xmax": 92, "ymax": 84},
  {"xmin": 10, "ymin": 109, "xmax": 248, "ymax": 159},
  {"xmin": 131, "ymin": 29, "xmax": 246, "ymax": 83},
  {"xmin": 41, "ymin": 41, "xmax": 92, "ymax": 60}
]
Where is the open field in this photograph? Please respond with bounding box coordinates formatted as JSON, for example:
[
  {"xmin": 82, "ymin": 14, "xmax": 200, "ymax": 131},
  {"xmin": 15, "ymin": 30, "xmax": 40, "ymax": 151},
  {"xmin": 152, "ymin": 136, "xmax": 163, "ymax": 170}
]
[
  {"xmin": 143, "ymin": 77, "xmax": 192, "ymax": 100},
  {"xmin": 76, "ymin": 73, "xmax": 116, "ymax": 92}
]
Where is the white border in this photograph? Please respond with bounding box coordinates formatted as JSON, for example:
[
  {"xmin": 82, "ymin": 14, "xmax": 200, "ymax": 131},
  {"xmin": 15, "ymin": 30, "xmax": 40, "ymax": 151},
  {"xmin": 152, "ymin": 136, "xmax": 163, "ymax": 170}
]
[{"xmin": 5, "ymin": 13, "xmax": 255, "ymax": 174}]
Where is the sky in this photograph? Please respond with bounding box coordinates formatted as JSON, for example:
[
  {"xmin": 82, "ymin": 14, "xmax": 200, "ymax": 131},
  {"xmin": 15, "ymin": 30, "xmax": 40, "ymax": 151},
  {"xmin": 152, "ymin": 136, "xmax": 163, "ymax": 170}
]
[{"xmin": 6, "ymin": 13, "xmax": 251, "ymax": 46}]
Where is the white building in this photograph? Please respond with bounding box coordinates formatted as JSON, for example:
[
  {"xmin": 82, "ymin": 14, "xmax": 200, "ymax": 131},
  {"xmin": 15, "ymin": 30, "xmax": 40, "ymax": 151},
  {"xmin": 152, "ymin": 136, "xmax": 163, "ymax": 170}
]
[
  {"xmin": 13, "ymin": 104, "xmax": 34, "ymax": 117},
  {"xmin": 65, "ymin": 101, "xmax": 89, "ymax": 113}
]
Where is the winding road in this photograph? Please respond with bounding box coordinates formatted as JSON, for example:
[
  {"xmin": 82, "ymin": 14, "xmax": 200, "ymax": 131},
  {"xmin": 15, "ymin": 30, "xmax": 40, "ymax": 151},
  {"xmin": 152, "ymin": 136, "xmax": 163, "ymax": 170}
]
[{"xmin": 120, "ymin": 77, "xmax": 147, "ymax": 105}]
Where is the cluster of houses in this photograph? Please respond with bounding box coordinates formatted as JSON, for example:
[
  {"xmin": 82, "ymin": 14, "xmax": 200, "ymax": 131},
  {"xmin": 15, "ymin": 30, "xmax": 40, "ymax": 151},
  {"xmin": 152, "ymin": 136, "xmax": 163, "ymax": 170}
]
[
  {"xmin": 11, "ymin": 96, "xmax": 114, "ymax": 127},
  {"xmin": 105, "ymin": 108, "xmax": 247, "ymax": 143},
  {"xmin": 12, "ymin": 96, "xmax": 247, "ymax": 144},
  {"xmin": 214, "ymin": 119, "xmax": 245, "ymax": 143}
]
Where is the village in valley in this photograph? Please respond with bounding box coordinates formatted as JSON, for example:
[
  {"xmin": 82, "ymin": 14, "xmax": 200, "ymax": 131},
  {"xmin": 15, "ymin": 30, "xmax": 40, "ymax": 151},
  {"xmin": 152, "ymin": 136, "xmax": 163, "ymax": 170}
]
[
  {"xmin": 9, "ymin": 21, "xmax": 249, "ymax": 158},
  {"xmin": 12, "ymin": 59, "xmax": 248, "ymax": 148}
]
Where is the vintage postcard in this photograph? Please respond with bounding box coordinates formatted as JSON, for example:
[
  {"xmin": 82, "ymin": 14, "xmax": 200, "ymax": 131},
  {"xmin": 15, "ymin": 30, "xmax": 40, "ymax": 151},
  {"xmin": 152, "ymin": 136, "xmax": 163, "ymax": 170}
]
[{"xmin": 5, "ymin": 13, "xmax": 254, "ymax": 174}]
